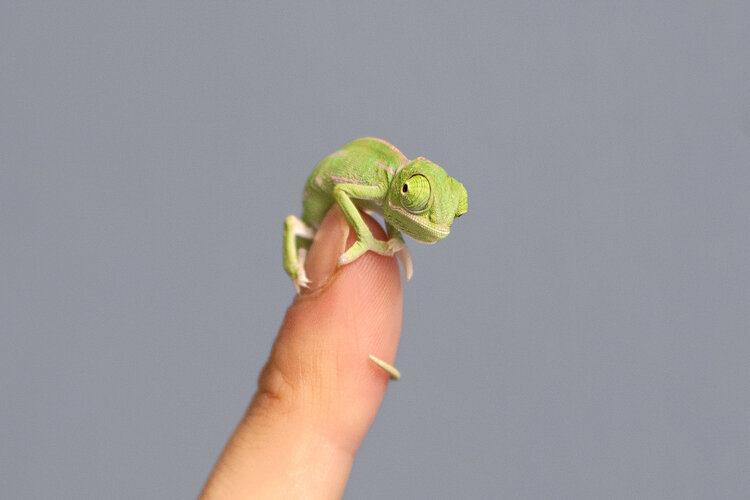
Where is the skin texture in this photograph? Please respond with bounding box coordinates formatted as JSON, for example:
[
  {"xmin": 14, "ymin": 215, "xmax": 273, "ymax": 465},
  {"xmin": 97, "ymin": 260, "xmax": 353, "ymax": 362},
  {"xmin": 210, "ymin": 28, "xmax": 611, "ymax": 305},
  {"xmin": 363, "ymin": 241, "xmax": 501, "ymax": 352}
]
[
  {"xmin": 200, "ymin": 207, "xmax": 401, "ymax": 499},
  {"xmin": 284, "ymin": 138, "xmax": 468, "ymax": 292}
]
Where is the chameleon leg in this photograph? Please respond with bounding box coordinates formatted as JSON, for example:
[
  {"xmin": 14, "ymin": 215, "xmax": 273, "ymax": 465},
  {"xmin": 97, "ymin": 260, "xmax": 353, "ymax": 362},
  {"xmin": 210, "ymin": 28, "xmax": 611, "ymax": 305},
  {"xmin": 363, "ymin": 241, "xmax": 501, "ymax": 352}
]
[
  {"xmin": 283, "ymin": 215, "xmax": 315, "ymax": 293},
  {"xmin": 332, "ymin": 183, "xmax": 391, "ymax": 266},
  {"xmin": 368, "ymin": 354, "xmax": 401, "ymax": 380},
  {"xmin": 329, "ymin": 185, "xmax": 405, "ymax": 380},
  {"xmin": 386, "ymin": 223, "xmax": 413, "ymax": 281}
]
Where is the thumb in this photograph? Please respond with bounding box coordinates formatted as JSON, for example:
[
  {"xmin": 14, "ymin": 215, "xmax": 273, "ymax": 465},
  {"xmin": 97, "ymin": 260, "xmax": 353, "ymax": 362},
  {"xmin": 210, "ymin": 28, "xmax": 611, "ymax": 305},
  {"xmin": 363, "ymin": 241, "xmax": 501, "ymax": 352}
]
[{"xmin": 200, "ymin": 206, "xmax": 402, "ymax": 499}]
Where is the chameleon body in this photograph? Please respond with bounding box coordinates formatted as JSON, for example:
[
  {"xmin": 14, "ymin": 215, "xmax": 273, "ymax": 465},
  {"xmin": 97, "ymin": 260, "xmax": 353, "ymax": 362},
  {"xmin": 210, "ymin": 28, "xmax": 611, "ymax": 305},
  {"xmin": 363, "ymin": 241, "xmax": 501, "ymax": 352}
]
[
  {"xmin": 283, "ymin": 138, "xmax": 467, "ymax": 380},
  {"xmin": 284, "ymin": 137, "xmax": 467, "ymax": 292}
]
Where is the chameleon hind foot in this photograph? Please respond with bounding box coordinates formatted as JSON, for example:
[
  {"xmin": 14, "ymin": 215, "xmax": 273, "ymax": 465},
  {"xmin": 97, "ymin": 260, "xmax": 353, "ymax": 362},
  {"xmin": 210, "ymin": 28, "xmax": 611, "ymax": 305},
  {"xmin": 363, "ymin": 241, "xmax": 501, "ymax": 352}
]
[
  {"xmin": 368, "ymin": 354, "xmax": 401, "ymax": 380},
  {"xmin": 284, "ymin": 215, "xmax": 315, "ymax": 293},
  {"xmin": 293, "ymin": 248, "xmax": 311, "ymax": 293}
]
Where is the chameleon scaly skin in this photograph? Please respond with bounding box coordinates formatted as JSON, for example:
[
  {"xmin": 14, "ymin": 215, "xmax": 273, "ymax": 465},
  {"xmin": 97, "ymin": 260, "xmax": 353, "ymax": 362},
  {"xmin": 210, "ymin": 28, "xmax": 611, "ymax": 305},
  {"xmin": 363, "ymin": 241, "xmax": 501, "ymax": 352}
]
[{"xmin": 283, "ymin": 137, "xmax": 468, "ymax": 378}]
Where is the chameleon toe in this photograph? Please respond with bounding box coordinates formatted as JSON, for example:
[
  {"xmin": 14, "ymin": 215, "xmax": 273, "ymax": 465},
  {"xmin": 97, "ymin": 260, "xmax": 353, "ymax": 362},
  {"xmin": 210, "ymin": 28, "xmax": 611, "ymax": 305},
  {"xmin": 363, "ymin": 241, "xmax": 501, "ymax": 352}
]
[
  {"xmin": 338, "ymin": 240, "xmax": 369, "ymax": 266},
  {"xmin": 395, "ymin": 246, "xmax": 413, "ymax": 281}
]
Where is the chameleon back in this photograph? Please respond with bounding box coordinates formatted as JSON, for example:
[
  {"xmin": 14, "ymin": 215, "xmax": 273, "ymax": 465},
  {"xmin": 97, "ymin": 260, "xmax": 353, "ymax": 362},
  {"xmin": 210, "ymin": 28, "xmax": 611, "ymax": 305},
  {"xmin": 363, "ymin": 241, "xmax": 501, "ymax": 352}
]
[{"xmin": 301, "ymin": 138, "xmax": 408, "ymax": 227}]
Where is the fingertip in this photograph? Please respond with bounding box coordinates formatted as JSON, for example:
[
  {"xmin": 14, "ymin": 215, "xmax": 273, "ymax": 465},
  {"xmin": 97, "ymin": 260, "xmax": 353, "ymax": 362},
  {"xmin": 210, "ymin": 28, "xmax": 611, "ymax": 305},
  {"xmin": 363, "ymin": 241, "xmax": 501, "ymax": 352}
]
[
  {"xmin": 203, "ymin": 208, "xmax": 405, "ymax": 499},
  {"xmin": 266, "ymin": 206, "xmax": 403, "ymax": 445},
  {"xmin": 302, "ymin": 205, "xmax": 403, "ymax": 302}
]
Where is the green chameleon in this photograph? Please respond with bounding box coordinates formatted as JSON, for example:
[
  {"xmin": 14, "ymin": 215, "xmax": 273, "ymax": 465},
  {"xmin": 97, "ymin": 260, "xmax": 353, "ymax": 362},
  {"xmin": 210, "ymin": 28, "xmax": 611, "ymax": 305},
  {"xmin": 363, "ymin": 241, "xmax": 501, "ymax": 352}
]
[{"xmin": 283, "ymin": 137, "xmax": 467, "ymax": 379}]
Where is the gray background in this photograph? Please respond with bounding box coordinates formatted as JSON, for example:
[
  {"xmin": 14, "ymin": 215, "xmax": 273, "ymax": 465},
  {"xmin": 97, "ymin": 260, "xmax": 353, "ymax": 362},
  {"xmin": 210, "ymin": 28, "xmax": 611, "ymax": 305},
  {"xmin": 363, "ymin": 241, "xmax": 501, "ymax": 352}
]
[{"xmin": 2, "ymin": 2, "xmax": 749, "ymax": 499}]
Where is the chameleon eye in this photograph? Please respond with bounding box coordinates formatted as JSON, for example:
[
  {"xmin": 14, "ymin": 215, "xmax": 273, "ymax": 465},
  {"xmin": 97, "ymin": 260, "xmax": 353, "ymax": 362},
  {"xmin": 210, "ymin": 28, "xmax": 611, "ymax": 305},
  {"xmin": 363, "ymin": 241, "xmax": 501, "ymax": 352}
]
[{"xmin": 400, "ymin": 174, "xmax": 430, "ymax": 213}]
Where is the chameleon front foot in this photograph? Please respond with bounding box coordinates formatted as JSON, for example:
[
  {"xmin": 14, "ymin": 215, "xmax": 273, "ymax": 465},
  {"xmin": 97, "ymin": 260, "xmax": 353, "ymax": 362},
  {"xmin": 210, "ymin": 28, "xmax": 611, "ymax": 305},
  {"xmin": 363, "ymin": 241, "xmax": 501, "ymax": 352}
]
[
  {"xmin": 395, "ymin": 245, "xmax": 413, "ymax": 281},
  {"xmin": 385, "ymin": 237, "xmax": 405, "ymax": 254},
  {"xmin": 337, "ymin": 237, "xmax": 391, "ymax": 265},
  {"xmin": 337, "ymin": 237, "xmax": 413, "ymax": 281},
  {"xmin": 368, "ymin": 354, "xmax": 401, "ymax": 380},
  {"xmin": 338, "ymin": 240, "xmax": 370, "ymax": 267}
]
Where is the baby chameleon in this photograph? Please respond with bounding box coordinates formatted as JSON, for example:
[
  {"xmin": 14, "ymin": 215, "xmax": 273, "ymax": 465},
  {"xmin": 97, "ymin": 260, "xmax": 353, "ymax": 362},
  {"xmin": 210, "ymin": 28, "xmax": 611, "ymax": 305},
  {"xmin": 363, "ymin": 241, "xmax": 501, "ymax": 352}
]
[{"xmin": 283, "ymin": 138, "xmax": 468, "ymax": 379}]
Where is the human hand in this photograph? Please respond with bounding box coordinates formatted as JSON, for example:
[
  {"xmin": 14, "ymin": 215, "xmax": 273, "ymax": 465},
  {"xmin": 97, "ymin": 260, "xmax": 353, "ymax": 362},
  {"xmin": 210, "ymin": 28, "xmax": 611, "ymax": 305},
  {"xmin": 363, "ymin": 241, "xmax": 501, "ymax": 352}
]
[{"xmin": 199, "ymin": 205, "xmax": 402, "ymax": 499}]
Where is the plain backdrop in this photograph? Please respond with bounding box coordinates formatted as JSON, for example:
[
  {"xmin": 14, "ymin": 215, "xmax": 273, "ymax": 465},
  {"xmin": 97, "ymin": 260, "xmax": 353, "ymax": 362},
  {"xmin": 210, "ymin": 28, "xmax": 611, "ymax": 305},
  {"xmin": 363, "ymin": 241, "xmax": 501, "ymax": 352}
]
[{"xmin": 2, "ymin": 2, "xmax": 749, "ymax": 499}]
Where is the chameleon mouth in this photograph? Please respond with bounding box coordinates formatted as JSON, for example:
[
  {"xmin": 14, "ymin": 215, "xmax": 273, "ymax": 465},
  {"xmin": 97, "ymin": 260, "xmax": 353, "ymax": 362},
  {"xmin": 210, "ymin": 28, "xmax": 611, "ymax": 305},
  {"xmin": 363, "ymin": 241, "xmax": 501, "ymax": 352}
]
[{"xmin": 388, "ymin": 202, "xmax": 450, "ymax": 241}]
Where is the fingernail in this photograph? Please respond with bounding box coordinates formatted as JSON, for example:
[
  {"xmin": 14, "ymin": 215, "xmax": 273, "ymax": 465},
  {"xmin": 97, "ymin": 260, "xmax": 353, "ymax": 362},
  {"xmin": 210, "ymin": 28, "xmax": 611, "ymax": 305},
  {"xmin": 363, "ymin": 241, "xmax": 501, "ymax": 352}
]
[{"xmin": 302, "ymin": 206, "xmax": 349, "ymax": 292}]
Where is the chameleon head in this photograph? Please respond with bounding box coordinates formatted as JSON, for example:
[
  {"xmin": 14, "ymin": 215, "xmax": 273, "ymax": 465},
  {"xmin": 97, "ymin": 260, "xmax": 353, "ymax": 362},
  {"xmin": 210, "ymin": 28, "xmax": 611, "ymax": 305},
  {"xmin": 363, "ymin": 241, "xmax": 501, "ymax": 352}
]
[{"xmin": 383, "ymin": 157, "xmax": 468, "ymax": 243}]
